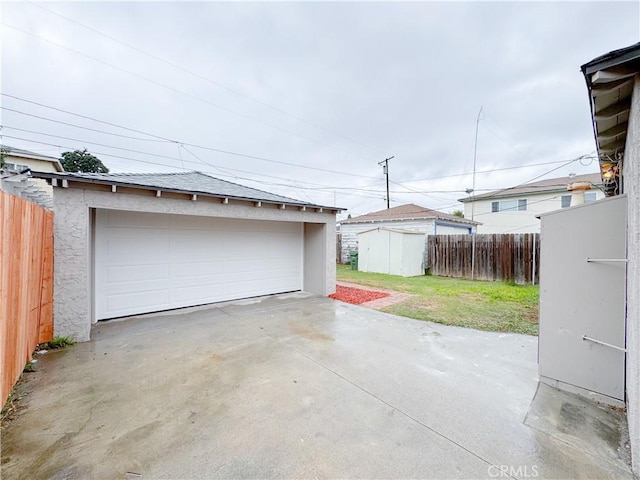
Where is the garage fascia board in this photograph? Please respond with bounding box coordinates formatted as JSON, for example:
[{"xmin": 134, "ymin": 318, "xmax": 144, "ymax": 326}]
[{"xmin": 33, "ymin": 171, "xmax": 344, "ymax": 214}]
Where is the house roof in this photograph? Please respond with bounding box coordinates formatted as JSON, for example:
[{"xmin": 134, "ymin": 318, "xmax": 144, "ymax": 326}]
[
  {"xmin": 1, "ymin": 145, "xmax": 64, "ymax": 172},
  {"xmin": 581, "ymin": 42, "xmax": 640, "ymax": 196},
  {"xmin": 32, "ymin": 170, "xmax": 343, "ymax": 211},
  {"xmin": 340, "ymin": 203, "xmax": 479, "ymax": 225},
  {"xmin": 458, "ymin": 173, "xmax": 602, "ymax": 203}
]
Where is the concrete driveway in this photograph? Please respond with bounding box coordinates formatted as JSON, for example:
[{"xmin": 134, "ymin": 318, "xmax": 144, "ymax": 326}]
[{"xmin": 1, "ymin": 294, "xmax": 632, "ymax": 479}]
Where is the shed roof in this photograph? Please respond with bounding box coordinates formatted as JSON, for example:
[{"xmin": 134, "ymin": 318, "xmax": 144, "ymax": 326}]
[
  {"xmin": 458, "ymin": 173, "xmax": 602, "ymax": 203},
  {"xmin": 340, "ymin": 203, "xmax": 479, "ymax": 225},
  {"xmin": 32, "ymin": 170, "xmax": 342, "ymax": 210}
]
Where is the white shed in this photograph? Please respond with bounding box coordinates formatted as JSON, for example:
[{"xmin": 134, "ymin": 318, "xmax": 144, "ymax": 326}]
[{"xmin": 357, "ymin": 227, "xmax": 425, "ymax": 277}]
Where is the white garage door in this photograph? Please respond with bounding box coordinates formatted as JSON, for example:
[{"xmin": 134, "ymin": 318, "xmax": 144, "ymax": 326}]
[{"xmin": 95, "ymin": 209, "xmax": 303, "ymax": 320}]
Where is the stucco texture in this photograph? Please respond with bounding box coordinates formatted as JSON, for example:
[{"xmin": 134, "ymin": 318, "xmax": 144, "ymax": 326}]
[
  {"xmin": 52, "ymin": 187, "xmax": 336, "ymax": 342},
  {"xmin": 625, "ymin": 75, "xmax": 640, "ymax": 476}
]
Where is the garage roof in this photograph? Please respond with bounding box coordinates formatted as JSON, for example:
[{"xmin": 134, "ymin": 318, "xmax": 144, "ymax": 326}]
[{"xmin": 33, "ymin": 170, "xmax": 343, "ymax": 211}]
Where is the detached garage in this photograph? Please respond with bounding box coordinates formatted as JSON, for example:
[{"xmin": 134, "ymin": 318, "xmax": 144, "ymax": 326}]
[{"xmin": 34, "ymin": 171, "xmax": 340, "ymax": 341}]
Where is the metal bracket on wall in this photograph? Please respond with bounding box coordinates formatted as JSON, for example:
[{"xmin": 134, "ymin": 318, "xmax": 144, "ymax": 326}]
[
  {"xmin": 582, "ymin": 335, "xmax": 627, "ymax": 352},
  {"xmin": 586, "ymin": 258, "xmax": 628, "ymax": 263}
]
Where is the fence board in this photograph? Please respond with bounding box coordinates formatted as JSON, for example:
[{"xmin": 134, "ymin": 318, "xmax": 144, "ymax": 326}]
[
  {"xmin": 426, "ymin": 233, "xmax": 539, "ymax": 284},
  {"xmin": 1, "ymin": 191, "xmax": 54, "ymax": 407}
]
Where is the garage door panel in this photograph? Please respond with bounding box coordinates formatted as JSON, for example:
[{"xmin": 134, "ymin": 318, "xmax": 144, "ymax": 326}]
[
  {"xmin": 105, "ymin": 276, "xmax": 170, "ymax": 293},
  {"xmin": 95, "ymin": 210, "xmax": 303, "ymax": 320},
  {"xmin": 106, "ymin": 290, "xmax": 171, "ymax": 316},
  {"xmin": 107, "ymin": 264, "xmax": 170, "ymax": 283},
  {"xmin": 171, "ymin": 261, "xmax": 226, "ymax": 278},
  {"xmin": 172, "ymin": 285, "xmax": 228, "ymax": 304},
  {"xmin": 105, "ymin": 211, "xmax": 172, "ymax": 229},
  {"xmin": 106, "ymin": 235, "xmax": 170, "ymax": 261}
]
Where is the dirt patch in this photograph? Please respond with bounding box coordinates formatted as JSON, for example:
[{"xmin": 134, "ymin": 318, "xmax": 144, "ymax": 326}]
[
  {"xmin": 329, "ymin": 285, "xmax": 389, "ymax": 305},
  {"xmin": 1, "ymin": 371, "xmax": 36, "ymax": 428}
]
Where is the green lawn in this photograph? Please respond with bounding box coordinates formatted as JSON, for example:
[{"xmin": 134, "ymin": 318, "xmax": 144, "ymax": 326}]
[{"xmin": 337, "ymin": 265, "xmax": 539, "ymax": 336}]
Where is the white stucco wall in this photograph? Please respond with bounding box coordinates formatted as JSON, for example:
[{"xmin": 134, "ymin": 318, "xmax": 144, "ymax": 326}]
[
  {"xmin": 53, "ymin": 187, "xmax": 336, "ymax": 342},
  {"xmin": 463, "ymin": 190, "xmax": 605, "ymax": 234},
  {"xmin": 625, "ymin": 75, "xmax": 640, "ymax": 476}
]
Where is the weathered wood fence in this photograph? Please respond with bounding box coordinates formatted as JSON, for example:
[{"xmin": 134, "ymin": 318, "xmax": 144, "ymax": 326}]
[
  {"xmin": 1, "ymin": 191, "xmax": 54, "ymax": 407},
  {"xmin": 426, "ymin": 233, "xmax": 540, "ymax": 285}
]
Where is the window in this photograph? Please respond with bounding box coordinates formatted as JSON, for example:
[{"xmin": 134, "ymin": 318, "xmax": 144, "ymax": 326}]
[
  {"xmin": 491, "ymin": 199, "xmax": 527, "ymax": 212},
  {"xmin": 585, "ymin": 192, "xmax": 597, "ymax": 203},
  {"xmin": 3, "ymin": 162, "xmax": 28, "ymax": 172},
  {"xmin": 561, "ymin": 195, "xmax": 571, "ymax": 208}
]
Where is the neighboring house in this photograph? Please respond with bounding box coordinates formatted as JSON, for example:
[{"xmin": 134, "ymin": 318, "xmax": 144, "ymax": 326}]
[
  {"xmin": 0, "ymin": 145, "xmax": 65, "ymax": 206},
  {"xmin": 539, "ymin": 42, "xmax": 640, "ymax": 476},
  {"xmin": 0, "ymin": 145, "xmax": 64, "ymax": 173},
  {"xmin": 459, "ymin": 173, "xmax": 604, "ymax": 233},
  {"xmin": 31, "ymin": 170, "xmax": 342, "ymax": 342},
  {"xmin": 338, "ymin": 203, "xmax": 478, "ymax": 263}
]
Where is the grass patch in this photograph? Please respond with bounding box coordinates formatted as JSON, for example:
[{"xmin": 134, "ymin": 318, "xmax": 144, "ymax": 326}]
[
  {"xmin": 40, "ymin": 336, "xmax": 76, "ymax": 350},
  {"xmin": 337, "ymin": 264, "xmax": 539, "ymax": 335}
]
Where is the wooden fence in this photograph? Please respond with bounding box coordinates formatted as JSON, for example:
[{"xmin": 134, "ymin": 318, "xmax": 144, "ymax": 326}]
[
  {"xmin": 1, "ymin": 191, "xmax": 54, "ymax": 407},
  {"xmin": 426, "ymin": 233, "xmax": 540, "ymax": 285}
]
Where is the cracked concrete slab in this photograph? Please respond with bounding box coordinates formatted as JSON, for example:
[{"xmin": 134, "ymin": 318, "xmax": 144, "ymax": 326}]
[{"xmin": 1, "ymin": 294, "xmax": 632, "ymax": 479}]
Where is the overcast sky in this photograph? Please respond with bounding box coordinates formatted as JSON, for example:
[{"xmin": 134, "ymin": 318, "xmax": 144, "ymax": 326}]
[{"xmin": 2, "ymin": 1, "xmax": 639, "ymax": 219}]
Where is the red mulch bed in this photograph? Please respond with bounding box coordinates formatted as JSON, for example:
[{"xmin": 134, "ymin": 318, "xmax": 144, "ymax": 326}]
[{"xmin": 329, "ymin": 285, "xmax": 390, "ymax": 305}]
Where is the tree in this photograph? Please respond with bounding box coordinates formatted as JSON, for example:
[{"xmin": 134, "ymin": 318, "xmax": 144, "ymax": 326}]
[
  {"xmin": 0, "ymin": 146, "xmax": 9, "ymax": 168},
  {"xmin": 60, "ymin": 149, "xmax": 109, "ymax": 173},
  {"xmin": 452, "ymin": 209, "xmax": 464, "ymax": 218}
]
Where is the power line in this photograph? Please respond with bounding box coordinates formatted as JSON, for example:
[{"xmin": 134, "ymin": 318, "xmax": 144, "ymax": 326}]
[
  {"xmin": 5, "ymin": 120, "xmax": 558, "ymax": 197},
  {"xmin": 0, "ymin": 134, "xmax": 384, "ymax": 201},
  {"xmin": 1, "ymin": 106, "xmax": 171, "ymax": 143},
  {"xmin": 25, "ymin": 0, "xmax": 385, "ymax": 155},
  {"xmin": 398, "ymin": 158, "xmax": 591, "ymax": 184},
  {"xmin": 1, "ymin": 95, "xmax": 381, "ymax": 179}
]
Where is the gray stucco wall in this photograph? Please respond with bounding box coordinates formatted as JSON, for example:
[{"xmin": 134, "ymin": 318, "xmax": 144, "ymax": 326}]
[
  {"xmin": 625, "ymin": 75, "xmax": 640, "ymax": 476},
  {"xmin": 53, "ymin": 187, "xmax": 336, "ymax": 342}
]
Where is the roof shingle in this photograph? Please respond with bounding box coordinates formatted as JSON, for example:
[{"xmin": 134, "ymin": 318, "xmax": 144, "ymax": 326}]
[{"xmin": 34, "ymin": 170, "xmax": 338, "ymax": 208}]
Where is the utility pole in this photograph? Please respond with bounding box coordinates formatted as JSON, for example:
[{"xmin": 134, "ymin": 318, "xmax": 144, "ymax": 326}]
[{"xmin": 378, "ymin": 156, "xmax": 394, "ymax": 209}]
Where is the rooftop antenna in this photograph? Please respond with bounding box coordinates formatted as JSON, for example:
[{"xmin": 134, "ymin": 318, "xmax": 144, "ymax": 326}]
[{"xmin": 471, "ymin": 106, "xmax": 483, "ymax": 281}]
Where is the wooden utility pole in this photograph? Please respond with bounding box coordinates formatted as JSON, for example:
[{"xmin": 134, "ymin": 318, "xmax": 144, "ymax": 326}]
[{"xmin": 379, "ymin": 156, "xmax": 394, "ymax": 209}]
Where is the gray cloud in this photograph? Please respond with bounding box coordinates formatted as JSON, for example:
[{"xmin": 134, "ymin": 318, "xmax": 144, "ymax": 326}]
[{"xmin": 2, "ymin": 1, "xmax": 638, "ymax": 217}]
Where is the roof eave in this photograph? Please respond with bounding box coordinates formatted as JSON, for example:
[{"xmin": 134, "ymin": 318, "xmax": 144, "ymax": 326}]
[
  {"xmin": 31, "ymin": 171, "xmax": 345, "ymax": 212},
  {"xmin": 581, "ymin": 43, "xmax": 640, "ymax": 196}
]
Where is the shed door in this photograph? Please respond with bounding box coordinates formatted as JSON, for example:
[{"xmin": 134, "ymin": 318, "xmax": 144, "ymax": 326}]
[{"xmin": 95, "ymin": 209, "xmax": 302, "ymax": 320}]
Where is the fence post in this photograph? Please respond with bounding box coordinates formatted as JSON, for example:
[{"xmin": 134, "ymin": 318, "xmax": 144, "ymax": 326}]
[{"xmin": 532, "ymin": 234, "xmax": 537, "ymax": 286}]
